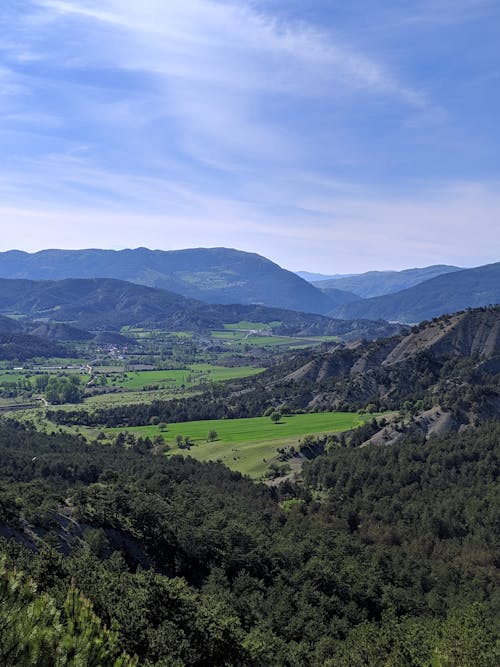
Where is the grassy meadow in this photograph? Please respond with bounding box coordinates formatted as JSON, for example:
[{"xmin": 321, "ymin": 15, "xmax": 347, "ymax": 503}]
[
  {"xmin": 109, "ymin": 411, "xmax": 369, "ymax": 478},
  {"xmin": 103, "ymin": 363, "xmax": 265, "ymax": 391}
]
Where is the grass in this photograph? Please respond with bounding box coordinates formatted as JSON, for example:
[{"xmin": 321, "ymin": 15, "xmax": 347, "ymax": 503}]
[
  {"xmin": 211, "ymin": 330, "xmax": 341, "ymax": 348},
  {"xmin": 83, "ymin": 389, "xmax": 200, "ymax": 407},
  {"xmin": 0, "ymin": 372, "xmax": 27, "ymax": 384},
  {"xmin": 223, "ymin": 321, "xmax": 282, "ymax": 331},
  {"xmin": 108, "ymin": 411, "xmax": 369, "ymax": 479},
  {"xmin": 103, "ymin": 364, "xmax": 264, "ymax": 391}
]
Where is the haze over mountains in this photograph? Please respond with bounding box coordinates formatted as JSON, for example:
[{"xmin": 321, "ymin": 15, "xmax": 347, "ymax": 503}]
[
  {"xmin": 0, "ymin": 248, "xmax": 339, "ymax": 315},
  {"xmin": 332, "ymin": 262, "xmax": 500, "ymax": 323},
  {"xmin": 0, "ymin": 248, "xmax": 498, "ymax": 326},
  {"xmin": 309, "ymin": 264, "xmax": 462, "ymax": 298}
]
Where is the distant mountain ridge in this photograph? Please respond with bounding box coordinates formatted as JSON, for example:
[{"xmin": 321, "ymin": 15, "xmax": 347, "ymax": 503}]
[
  {"xmin": 0, "ymin": 277, "xmax": 405, "ymax": 340},
  {"xmin": 295, "ymin": 271, "xmax": 354, "ymax": 282},
  {"xmin": 315, "ymin": 264, "xmax": 462, "ymax": 297},
  {"xmin": 0, "ymin": 247, "xmax": 345, "ymax": 315},
  {"xmin": 332, "ymin": 261, "xmax": 500, "ymax": 323}
]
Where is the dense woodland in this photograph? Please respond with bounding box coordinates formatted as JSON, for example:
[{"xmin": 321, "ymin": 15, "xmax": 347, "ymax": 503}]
[
  {"xmin": 0, "ymin": 418, "xmax": 498, "ymax": 665},
  {"xmin": 0, "ymin": 332, "xmax": 68, "ymax": 362},
  {"xmin": 1, "ymin": 305, "xmax": 500, "ymax": 664}
]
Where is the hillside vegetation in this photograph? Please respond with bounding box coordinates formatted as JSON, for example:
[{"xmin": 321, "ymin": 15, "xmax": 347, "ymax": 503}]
[
  {"xmin": 332, "ymin": 262, "xmax": 500, "ymax": 322},
  {"xmin": 316, "ymin": 264, "xmax": 461, "ymax": 297},
  {"xmin": 0, "ymin": 277, "xmax": 404, "ymax": 339},
  {"xmin": 0, "ymin": 418, "xmax": 498, "ymax": 665},
  {"xmin": 0, "ymin": 247, "xmax": 343, "ymax": 314}
]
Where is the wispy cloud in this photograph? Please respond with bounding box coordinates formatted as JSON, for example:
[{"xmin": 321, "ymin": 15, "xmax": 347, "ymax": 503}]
[
  {"xmin": 400, "ymin": 0, "xmax": 498, "ymax": 25},
  {"xmin": 20, "ymin": 0, "xmax": 427, "ymax": 167},
  {"xmin": 0, "ymin": 1, "xmax": 498, "ymax": 271}
]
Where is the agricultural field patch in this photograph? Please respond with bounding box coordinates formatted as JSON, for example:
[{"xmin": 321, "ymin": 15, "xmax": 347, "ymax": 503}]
[
  {"xmin": 211, "ymin": 330, "xmax": 340, "ymax": 348},
  {"xmin": 109, "ymin": 411, "xmax": 369, "ymax": 479},
  {"xmin": 102, "ymin": 364, "xmax": 264, "ymax": 391},
  {"xmin": 223, "ymin": 321, "xmax": 282, "ymax": 331}
]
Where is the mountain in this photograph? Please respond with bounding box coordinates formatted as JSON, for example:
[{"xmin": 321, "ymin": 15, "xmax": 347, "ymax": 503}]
[
  {"xmin": 331, "ymin": 261, "xmax": 500, "ymax": 323},
  {"xmin": 0, "ymin": 314, "xmax": 21, "ymax": 334},
  {"xmin": 0, "ymin": 312, "xmax": 133, "ymax": 360},
  {"xmin": 0, "ymin": 331, "xmax": 69, "ymax": 361},
  {"xmin": 260, "ymin": 305, "xmax": 500, "ymax": 430},
  {"xmin": 0, "ymin": 312, "xmax": 92, "ymax": 342},
  {"xmin": 317, "ymin": 264, "xmax": 462, "ymax": 298},
  {"xmin": 318, "ymin": 286, "xmax": 362, "ymax": 306},
  {"xmin": 0, "ymin": 277, "xmax": 405, "ymax": 340},
  {"xmin": 0, "ymin": 247, "xmax": 342, "ymax": 314},
  {"xmin": 295, "ymin": 271, "xmax": 354, "ymax": 282}
]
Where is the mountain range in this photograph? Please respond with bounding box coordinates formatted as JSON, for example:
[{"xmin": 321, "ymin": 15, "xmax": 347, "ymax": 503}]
[
  {"xmin": 1, "ymin": 248, "xmax": 498, "ymax": 326},
  {"xmin": 295, "ymin": 271, "xmax": 355, "ymax": 282},
  {"xmin": 312, "ymin": 264, "xmax": 462, "ymax": 297},
  {"xmin": 332, "ymin": 261, "xmax": 500, "ymax": 323},
  {"xmin": 0, "ymin": 248, "xmax": 342, "ymax": 315},
  {"xmin": 0, "ymin": 277, "xmax": 404, "ymax": 340}
]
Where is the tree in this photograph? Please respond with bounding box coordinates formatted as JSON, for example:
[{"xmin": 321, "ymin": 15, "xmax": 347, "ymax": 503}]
[
  {"xmin": 270, "ymin": 411, "xmax": 281, "ymax": 425},
  {"xmin": 207, "ymin": 429, "xmax": 218, "ymax": 442},
  {"xmin": 45, "ymin": 375, "xmax": 83, "ymax": 405},
  {"xmin": 0, "ymin": 557, "xmax": 137, "ymax": 666}
]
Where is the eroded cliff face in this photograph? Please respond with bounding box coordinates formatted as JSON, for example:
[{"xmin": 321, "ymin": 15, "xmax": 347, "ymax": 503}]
[
  {"xmin": 278, "ymin": 307, "xmax": 500, "ymax": 426},
  {"xmin": 383, "ymin": 308, "xmax": 500, "ymax": 365}
]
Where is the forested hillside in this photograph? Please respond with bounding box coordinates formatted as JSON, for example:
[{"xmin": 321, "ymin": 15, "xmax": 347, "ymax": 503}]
[
  {"xmin": 0, "ymin": 277, "xmax": 404, "ymax": 339},
  {"xmin": 0, "ymin": 332, "xmax": 68, "ymax": 361},
  {"xmin": 0, "ymin": 248, "xmax": 342, "ymax": 314},
  {"xmin": 0, "ymin": 419, "xmax": 498, "ymax": 665},
  {"xmin": 332, "ymin": 262, "xmax": 500, "ymax": 322}
]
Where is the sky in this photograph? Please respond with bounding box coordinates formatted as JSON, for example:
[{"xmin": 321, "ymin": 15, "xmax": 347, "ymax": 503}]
[{"xmin": 0, "ymin": 0, "xmax": 499, "ymax": 273}]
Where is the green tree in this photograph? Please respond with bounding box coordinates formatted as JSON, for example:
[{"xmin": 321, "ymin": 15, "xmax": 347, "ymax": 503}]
[
  {"xmin": 270, "ymin": 411, "xmax": 281, "ymax": 424},
  {"xmin": 0, "ymin": 557, "xmax": 137, "ymax": 666}
]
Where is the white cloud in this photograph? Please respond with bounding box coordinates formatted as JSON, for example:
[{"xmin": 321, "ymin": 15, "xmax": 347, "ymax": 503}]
[
  {"xmin": 0, "ymin": 159, "xmax": 498, "ymax": 273},
  {"xmin": 0, "ymin": 1, "xmax": 496, "ymax": 272},
  {"xmin": 25, "ymin": 0, "xmax": 426, "ymax": 165}
]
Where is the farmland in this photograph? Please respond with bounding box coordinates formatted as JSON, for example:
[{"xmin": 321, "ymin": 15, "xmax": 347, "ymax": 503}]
[
  {"xmin": 211, "ymin": 329, "xmax": 341, "ymax": 347},
  {"xmin": 109, "ymin": 411, "xmax": 370, "ymax": 478},
  {"xmin": 99, "ymin": 363, "xmax": 265, "ymax": 391}
]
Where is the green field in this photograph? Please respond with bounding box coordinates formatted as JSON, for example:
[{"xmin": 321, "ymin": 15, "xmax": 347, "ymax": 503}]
[
  {"xmin": 223, "ymin": 321, "xmax": 282, "ymax": 331},
  {"xmin": 83, "ymin": 389, "xmax": 199, "ymax": 408},
  {"xmin": 212, "ymin": 331, "xmax": 308, "ymax": 346},
  {"xmin": 211, "ymin": 330, "xmax": 340, "ymax": 347},
  {"xmin": 0, "ymin": 372, "xmax": 27, "ymax": 384},
  {"xmin": 104, "ymin": 364, "xmax": 264, "ymax": 391},
  {"xmin": 109, "ymin": 412, "xmax": 368, "ymax": 479}
]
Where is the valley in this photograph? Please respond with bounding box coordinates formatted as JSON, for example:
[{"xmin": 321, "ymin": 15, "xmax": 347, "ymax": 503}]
[
  {"xmin": 2, "ymin": 3, "xmax": 499, "ymax": 662},
  {"xmin": 0, "ymin": 248, "xmax": 499, "ymax": 666}
]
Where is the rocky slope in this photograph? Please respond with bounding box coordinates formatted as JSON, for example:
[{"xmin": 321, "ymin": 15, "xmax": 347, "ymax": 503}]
[{"xmin": 268, "ymin": 306, "xmax": 500, "ymax": 429}]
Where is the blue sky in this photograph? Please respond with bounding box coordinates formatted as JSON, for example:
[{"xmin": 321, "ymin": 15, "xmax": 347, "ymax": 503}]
[{"xmin": 0, "ymin": 0, "xmax": 499, "ymax": 272}]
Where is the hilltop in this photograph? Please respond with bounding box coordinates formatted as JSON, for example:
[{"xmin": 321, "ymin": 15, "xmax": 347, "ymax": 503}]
[
  {"xmin": 0, "ymin": 247, "xmax": 343, "ymax": 314},
  {"xmin": 313, "ymin": 264, "xmax": 461, "ymax": 297},
  {"xmin": 332, "ymin": 261, "xmax": 500, "ymax": 322}
]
